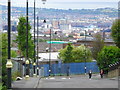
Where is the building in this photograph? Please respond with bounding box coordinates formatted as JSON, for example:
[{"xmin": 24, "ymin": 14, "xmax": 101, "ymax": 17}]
[
  {"xmin": 63, "ymin": 38, "xmax": 115, "ymax": 48},
  {"xmin": 38, "ymin": 52, "xmax": 61, "ymax": 64}
]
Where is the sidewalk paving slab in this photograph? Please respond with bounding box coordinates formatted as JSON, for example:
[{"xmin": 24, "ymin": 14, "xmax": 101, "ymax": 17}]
[{"xmin": 12, "ymin": 77, "xmax": 40, "ymax": 89}]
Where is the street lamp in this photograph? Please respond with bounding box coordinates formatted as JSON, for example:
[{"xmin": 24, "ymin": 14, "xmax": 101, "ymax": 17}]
[
  {"xmin": 84, "ymin": 30, "xmax": 87, "ymax": 75},
  {"xmin": 25, "ymin": 0, "xmax": 30, "ymax": 79},
  {"xmin": 49, "ymin": 28, "xmax": 52, "ymax": 76},
  {"xmin": 6, "ymin": 0, "xmax": 13, "ymax": 89},
  {"xmin": 35, "ymin": 0, "xmax": 47, "ymax": 77},
  {"xmin": 33, "ymin": 0, "xmax": 36, "ymax": 77},
  {"xmin": 42, "ymin": 0, "xmax": 46, "ymax": 4},
  {"xmin": 36, "ymin": 16, "xmax": 39, "ymax": 77}
]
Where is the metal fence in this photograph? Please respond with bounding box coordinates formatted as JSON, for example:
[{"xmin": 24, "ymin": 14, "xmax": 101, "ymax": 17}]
[{"xmin": 40, "ymin": 62, "xmax": 99, "ymax": 77}]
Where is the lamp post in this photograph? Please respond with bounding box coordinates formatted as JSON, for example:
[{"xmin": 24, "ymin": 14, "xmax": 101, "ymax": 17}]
[
  {"xmin": 33, "ymin": 0, "xmax": 36, "ymax": 77},
  {"xmin": 37, "ymin": 16, "xmax": 39, "ymax": 77},
  {"xmin": 49, "ymin": 28, "xmax": 52, "ymax": 76},
  {"xmin": 6, "ymin": 0, "xmax": 13, "ymax": 89},
  {"xmin": 25, "ymin": 0, "xmax": 30, "ymax": 79},
  {"xmin": 84, "ymin": 30, "xmax": 87, "ymax": 75},
  {"xmin": 42, "ymin": 0, "xmax": 46, "ymax": 4}
]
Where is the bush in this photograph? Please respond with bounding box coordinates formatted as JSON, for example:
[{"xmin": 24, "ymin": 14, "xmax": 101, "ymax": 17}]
[
  {"xmin": 0, "ymin": 83, "xmax": 7, "ymax": 90},
  {"xmin": 12, "ymin": 71, "xmax": 21, "ymax": 81},
  {"xmin": 97, "ymin": 46, "xmax": 120, "ymax": 74}
]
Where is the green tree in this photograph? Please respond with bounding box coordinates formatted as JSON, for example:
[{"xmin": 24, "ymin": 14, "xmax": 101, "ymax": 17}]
[
  {"xmin": 1, "ymin": 33, "xmax": 8, "ymax": 89},
  {"xmin": 111, "ymin": 19, "xmax": 120, "ymax": 48},
  {"xmin": 72, "ymin": 45, "xmax": 92, "ymax": 62},
  {"xmin": 1, "ymin": 33, "xmax": 17, "ymax": 90},
  {"xmin": 59, "ymin": 43, "xmax": 73, "ymax": 63},
  {"xmin": 16, "ymin": 17, "xmax": 34, "ymax": 59},
  {"xmin": 97, "ymin": 46, "xmax": 120, "ymax": 74},
  {"xmin": 59, "ymin": 44, "xmax": 92, "ymax": 63},
  {"xmin": 92, "ymin": 33, "xmax": 104, "ymax": 60}
]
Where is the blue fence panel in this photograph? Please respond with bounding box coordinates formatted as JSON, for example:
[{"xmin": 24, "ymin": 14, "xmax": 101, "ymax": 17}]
[
  {"xmin": 40, "ymin": 62, "xmax": 99, "ymax": 77},
  {"xmin": 43, "ymin": 64, "xmax": 49, "ymax": 77},
  {"xmin": 86, "ymin": 62, "xmax": 99, "ymax": 73}
]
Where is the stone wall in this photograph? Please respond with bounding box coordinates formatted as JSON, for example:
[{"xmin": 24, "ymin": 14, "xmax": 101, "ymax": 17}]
[{"xmin": 108, "ymin": 67, "xmax": 120, "ymax": 78}]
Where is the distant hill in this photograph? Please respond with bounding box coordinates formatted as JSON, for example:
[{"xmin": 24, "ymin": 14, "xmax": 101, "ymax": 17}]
[{"xmin": 1, "ymin": 5, "xmax": 118, "ymax": 19}]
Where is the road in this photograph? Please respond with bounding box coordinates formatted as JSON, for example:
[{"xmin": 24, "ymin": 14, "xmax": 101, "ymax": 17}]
[{"xmin": 37, "ymin": 75, "xmax": 118, "ymax": 88}]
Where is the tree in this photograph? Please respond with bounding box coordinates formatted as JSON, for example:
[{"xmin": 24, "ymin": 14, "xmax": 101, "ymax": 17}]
[
  {"xmin": 72, "ymin": 45, "xmax": 92, "ymax": 62},
  {"xmin": 59, "ymin": 43, "xmax": 73, "ymax": 63},
  {"xmin": 92, "ymin": 33, "xmax": 104, "ymax": 60},
  {"xmin": 16, "ymin": 17, "xmax": 34, "ymax": 59},
  {"xmin": 59, "ymin": 44, "xmax": 92, "ymax": 63},
  {"xmin": 1, "ymin": 33, "xmax": 17, "ymax": 90},
  {"xmin": 1, "ymin": 33, "xmax": 8, "ymax": 90},
  {"xmin": 111, "ymin": 19, "xmax": 120, "ymax": 48},
  {"xmin": 97, "ymin": 46, "xmax": 120, "ymax": 74}
]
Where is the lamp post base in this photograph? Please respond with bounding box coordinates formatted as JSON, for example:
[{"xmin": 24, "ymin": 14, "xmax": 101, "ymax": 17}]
[
  {"xmin": 37, "ymin": 75, "xmax": 39, "ymax": 77},
  {"xmin": 25, "ymin": 75, "xmax": 29, "ymax": 80},
  {"xmin": 37, "ymin": 67, "xmax": 39, "ymax": 77},
  {"xmin": 33, "ymin": 74, "xmax": 36, "ymax": 77}
]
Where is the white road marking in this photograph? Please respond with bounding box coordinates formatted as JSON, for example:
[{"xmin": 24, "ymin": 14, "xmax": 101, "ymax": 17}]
[
  {"xmin": 61, "ymin": 77, "xmax": 67, "ymax": 79},
  {"xmin": 49, "ymin": 77, "xmax": 55, "ymax": 79}
]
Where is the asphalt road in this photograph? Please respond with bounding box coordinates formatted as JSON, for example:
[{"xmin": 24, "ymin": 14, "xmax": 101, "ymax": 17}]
[{"xmin": 37, "ymin": 75, "xmax": 118, "ymax": 88}]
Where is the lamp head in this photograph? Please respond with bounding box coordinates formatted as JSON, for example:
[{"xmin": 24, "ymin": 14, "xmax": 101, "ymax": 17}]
[
  {"xmin": 6, "ymin": 59, "xmax": 13, "ymax": 68},
  {"xmin": 43, "ymin": 19, "xmax": 46, "ymax": 23},
  {"xmin": 33, "ymin": 62, "xmax": 36, "ymax": 66},
  {"xmin": 25, "ymin": 59, "xmax": 30, "ymax": 64},
  {"xmin": 41, "ymin": 0, "xmax": 46, "ymax": 4}
]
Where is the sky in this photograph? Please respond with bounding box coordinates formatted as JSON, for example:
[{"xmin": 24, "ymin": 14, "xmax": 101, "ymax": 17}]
[{"xmin": 0, "ymin": 0, "xmax": 119, "ymax": 9}]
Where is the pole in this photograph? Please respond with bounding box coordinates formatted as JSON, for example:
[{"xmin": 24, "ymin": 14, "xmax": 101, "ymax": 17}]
[
  {"xmin": 85, "ymin": 30, "xmax": 86, "ymax": 75},
  {"xmin": 49, "ymin": 28, "xmax": 51, "ymax": 76},
  {"xmin": 37, "ymin": 16, "xmax": 39, "ymax": 76},
  {"xmin": 25, "ymin": 0, "xmax": 29, "ymax": 79},
  {"xmin": 6, "ymin": 1, "xmax": 13, "ymax": 88},
  {"xmin": 33, "ymin": 0, "xmax": 36, "ymax": 76}
]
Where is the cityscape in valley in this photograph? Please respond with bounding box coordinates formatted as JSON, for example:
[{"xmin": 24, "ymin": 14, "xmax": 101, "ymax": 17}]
[
  {"xmin": 1, "ymin": 5, "xmax": 118, "ymax": 51},
  {"xmin": 0, "ymin": 0, "xmax": 120, "ymax": 89}
]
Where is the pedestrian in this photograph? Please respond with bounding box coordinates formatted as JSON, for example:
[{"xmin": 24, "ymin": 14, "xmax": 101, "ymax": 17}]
[
  {"xmin": 88, "ymin": 70, "xmax": 92, "ymax": 80},
  {"xmin": 67, "ymin": 66, "xmax": 70, "ymax": 76},
  {"xmin": 100, "ymin": 69, "xmax": 104, "ymax": 78},
  {"xmin": 66, "ymin": 66, "xmax": 71, "ymax": 79}
]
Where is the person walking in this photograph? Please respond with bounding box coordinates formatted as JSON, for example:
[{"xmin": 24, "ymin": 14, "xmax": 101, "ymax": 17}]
[
  {"xmin": 88, "ymin": 70, "xmax": 92, "ymax": 80},
  {"xmin": 100, "ymin": 69, "xmax": 104, "ymax": 78},
  {"xmin": 67, "ymin": 66, "xmax": 70, "ymax": 76},
  {"xmin": 66, "ymin": 66, "xmax": 70, "ymax": 79}
]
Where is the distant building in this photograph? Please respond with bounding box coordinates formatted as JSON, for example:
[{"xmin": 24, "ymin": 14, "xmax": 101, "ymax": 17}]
[
  {"xmin": 38, "ymin": 52, "xmax": 61, "ymax": 64},
  {"xmin": 3, "ymin": 25, "xmax": 17, "ymax": 32},
  {"xmin": 52, "ymin": 20, "xmax": 59, "ymax": 29},
  {"xmin": 63, "ymin": 37, "xmax": 115, "ymax": 48}
]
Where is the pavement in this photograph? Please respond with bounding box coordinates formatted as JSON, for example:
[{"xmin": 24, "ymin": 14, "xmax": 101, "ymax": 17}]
[
  {"xmin": 12, "ymin": 77, "xmax": 41, "ymax": 89},
  {"xmin": 12, "ymin": 74, "xmax": 119, "ymax": 89}
]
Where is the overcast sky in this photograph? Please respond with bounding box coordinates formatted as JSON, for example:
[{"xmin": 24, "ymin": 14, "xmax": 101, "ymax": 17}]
[{"xmin": 0, "ymin": 0, "xmax": 119, "ymax": 9}]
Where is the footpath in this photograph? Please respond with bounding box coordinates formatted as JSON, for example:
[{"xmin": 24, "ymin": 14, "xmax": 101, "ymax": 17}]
[{"xmin": 12, "ymin": 77, "xmax": 40, "ymax": 89}]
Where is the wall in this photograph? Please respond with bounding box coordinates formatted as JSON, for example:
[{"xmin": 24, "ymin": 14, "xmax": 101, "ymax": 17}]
[{"xmin": 108, "ymin": 67, "xmax": 120, "ymax": 78}]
